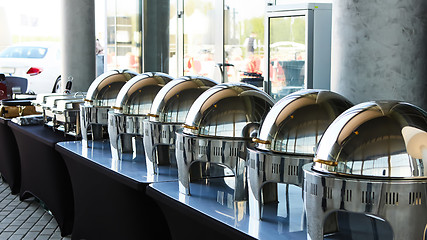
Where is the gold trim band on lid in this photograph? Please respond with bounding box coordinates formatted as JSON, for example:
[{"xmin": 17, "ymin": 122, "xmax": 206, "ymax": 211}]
[
  {"xmin": 252, "ymin": 138, "xmax": 271, "ymax": 144},
  {"xmin": 183, "ymin": 124, "xmax": 199, "ymax": 130},
  {"xmin": 111, "ymin": 106, "xmax": 122, "ymax": 110},
  {"xmin": 84, "ymin": 98, "xmax": 93, "ymax": 102},
  {"xmin": 314, "ymin": 158, "xmax": 338, "ymax": 166},
  {"xmin": 147, "ymin": 113, "xmax": 159, "ymax": 117}
]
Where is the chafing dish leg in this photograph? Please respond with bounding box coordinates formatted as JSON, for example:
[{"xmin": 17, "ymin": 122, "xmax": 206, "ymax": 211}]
[
  {"xmin": 91, "ymin": 124, "xmax": 104, "ymax": 141},
  {"xmin": 108, "ymin": 113, "xmax": 120, "ymax": 160},
  {"xmin": 234, "ymin": 158, "xmax": 248, "ymax": 201},
  {"xmin": 177, "ymin": 134, "xmax": 192, "ymax": 195},
  {"xmin": 119, "ymin": 134, "xmax": 133, "ymax": 154}
]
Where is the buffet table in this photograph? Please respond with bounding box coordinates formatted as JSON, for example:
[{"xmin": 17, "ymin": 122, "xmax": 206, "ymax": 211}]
[
  {"xmin": 8, "ymin": 123, "xmax": 76, "ymax": 236},
  {"xmin": 55, "ymin": 140, "xmax": 177, "ymax": 240},
  {"xmin": 146, "ymin": 178, "xmax": 308, "ymax": 240},
  {"xmin": 147, "ymin": 178, "xmax": 395, "ymax": 240},
  {"xmin": 0, "ymin": 118, "xmax": 21, "ymax": 194}
]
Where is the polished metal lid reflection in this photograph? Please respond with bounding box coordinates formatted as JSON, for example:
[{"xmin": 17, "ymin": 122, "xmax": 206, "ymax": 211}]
[
  {"xmin": 112, "ymin": 72, "xmax": 174, "ymax": 115},
  {"xmin": 149, "ymin": 76, "xmax": 218, "ymax": 123},
  {"xmin": 255, "ymin": 89, "xmax": 353, "ymax": 155},
  {"xmin": 183, "ymin": 83, "xmax": 274, "ymax": 138},
  {"xmin": 84, "ymin": 69, "xmax": 138, "ymax": 107},
  {"xmin": 313, "ymin": 101, "xmax": 427, "ymax": 179}
]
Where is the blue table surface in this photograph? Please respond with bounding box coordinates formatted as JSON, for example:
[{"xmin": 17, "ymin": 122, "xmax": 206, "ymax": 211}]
[
  {"xmin": 56, "ymin": 140, "xmax": 178, "ymax": 183},
  {"xmin": 148, "ymin": 179, "xmax": 308, "ymax": 240}
]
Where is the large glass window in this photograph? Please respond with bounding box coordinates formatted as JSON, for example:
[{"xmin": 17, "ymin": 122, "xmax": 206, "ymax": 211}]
[
  {"xmin": 224, "ymin": 0, "xmax": 265, "ymax": 87},
  {"xmin": 106, "ymin": 0, "xmax": 141, "ymax": 72},
  {"xmin": 269, "ymin": 15, "xmax": 306, "ymax": 100},
  {"xmin": 169, "ymin": 0, "xmax": 178, "ymax": 77},
  {"xmin": 183, "ymin": 0, "xmax": 219, "ymax": 80}
]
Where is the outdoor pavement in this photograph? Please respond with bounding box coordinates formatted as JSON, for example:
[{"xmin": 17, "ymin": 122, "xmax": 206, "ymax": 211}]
[{"xmin": 0, "ymin": 179, "xmax": 72, "ymax": 240}]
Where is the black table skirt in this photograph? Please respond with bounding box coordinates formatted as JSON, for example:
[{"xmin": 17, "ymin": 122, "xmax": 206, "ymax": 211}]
[
  {"xmin": 146, "ymin": 185, "xmax": 256, "ymax": 240},
  {"xmin": 0, "ymin": 118, "xmax": 21, "ymax": 194},
  {"xmin": 56, "ymin": 143, "xmax": 172, "ymax": 240},
  {"xmin": 8, "ymin": 123, "xmax": 76, "ymax": 237}
]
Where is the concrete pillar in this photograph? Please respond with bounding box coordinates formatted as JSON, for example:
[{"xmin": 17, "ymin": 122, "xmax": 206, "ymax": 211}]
[
  {"xmin": 142, "ymin": 0, "xmax": 170, "ymax": 73},
  {"xmin": 331, "ymin": 0, "xmax": 427, "ymax": 110},
  {"xmin": 61, "ymin": 0, "xmax": 96, "ymax": 93}
]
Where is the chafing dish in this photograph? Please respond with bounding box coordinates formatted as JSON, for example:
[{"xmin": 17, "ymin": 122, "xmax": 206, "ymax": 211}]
[
  {"xmin": 33, "ymin": 93, "xmax": 66, "ymax": 113},
  {"xmin": 247, "ymin": 89, "xmax": 353, "ymax": 219},
  {"xmin": 80, "ymin": 69, "xmax": 138, "ymax": 145},
  {"xmin": 143, "ymin": 76, "xmax": 218, "ymax": 174},
  {"xmin": 31, "ymin": 93, "xmax": 86, "ymax": 136},
  {"xmin": 303, "ymin": 101, "xmax": 427, "ymax": 240},
  {"xmin": 176, "ymin": 83, "xmax": 274, "ymax": 201},
  {"xmin": 108, "ymin": 72, "xmax": 174, "ymax": 160}
]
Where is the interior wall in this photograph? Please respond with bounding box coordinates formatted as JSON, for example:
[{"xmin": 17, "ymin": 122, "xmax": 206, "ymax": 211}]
[{"xmin": 330, "ymin": 0, "xmax": 427, "ymax": 110}]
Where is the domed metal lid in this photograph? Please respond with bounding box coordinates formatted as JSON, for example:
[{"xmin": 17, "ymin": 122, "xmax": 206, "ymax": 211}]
[
  {"xmin": 149, "ymin": 76, "xmax": 218, "ymax": 123},
  {"xmin": 112, "ymin": 72, "xmax": 174, "ymax": 115},
  {"xmin": 85, "ymin": 69, "xmax": 138, "ymax": 107},
  {"xmin": 312, "ymin": 101, "xmax": 427, "ymax": 179},
  {"xmin": 183, "ymin": 83, "xmax": 274, "ymax": 139},
  {"xmin": 254, "ymin": 89, "xmax": 353, "ymax": 155}
]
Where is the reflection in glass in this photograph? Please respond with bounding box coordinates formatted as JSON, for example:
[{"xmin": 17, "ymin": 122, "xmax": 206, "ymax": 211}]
[
  {"xmin": 169, "ymin": 0, "xmax": 178, "ymax": 77},
  {"xmin": 183, "ymin": 0, "xmax": 218, "ymax": 79},
  {"xmin": 224, "ymin": 0, "xmax": 266, "ymax": 86},
  {"xmin": 106, "ymin": 0, "xmax": 141, "ymax": 72},
  {"xmin": 269, "ymin": 16, "xmax": 306, "ymax": 100}
]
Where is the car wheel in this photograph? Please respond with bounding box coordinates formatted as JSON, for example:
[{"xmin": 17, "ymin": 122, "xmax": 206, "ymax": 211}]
[{"xmin": 52, "ymin": 76, "xmax": 62, "ymax": 93}]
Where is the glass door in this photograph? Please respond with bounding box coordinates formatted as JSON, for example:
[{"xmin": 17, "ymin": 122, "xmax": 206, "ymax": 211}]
[{"xmin": 267, "ymin": 11, "xmax": 309, "ymax": 100}]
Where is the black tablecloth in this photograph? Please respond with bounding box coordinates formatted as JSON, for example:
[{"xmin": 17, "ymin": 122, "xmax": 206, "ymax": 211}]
[
  {"xmin": 8, "ymin": 123, "xmax": 76, "ymax": 237},
  {"xmin": 0, "ymin": 118, "xmax": 21, "ymax": 194},
  {"xmin": 56, "ymin": 142, "xmax": 172, "ymax": 240}
]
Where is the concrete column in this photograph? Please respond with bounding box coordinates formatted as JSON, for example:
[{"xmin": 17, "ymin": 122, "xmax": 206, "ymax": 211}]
[
  {"xmin": 61, "ymin": 0, "xmax": 96, "ymax": 93},
  {"xmin": 331, "ymin": 0, "xmax": 427, "ymax": 110},
  {"xmin": 142, "ymin": 0, "xmax": 170, "ymax": 73}
]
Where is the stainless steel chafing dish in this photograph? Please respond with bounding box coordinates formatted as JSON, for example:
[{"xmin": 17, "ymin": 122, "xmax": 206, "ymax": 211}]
[
  {"xmin": 80, "ymin": 69, "xmax": 138, "ymax": 145},
  {"xmin": 176, "ymin": 83, "xmax": 274, "ymax": 201},
  {"xmin": 108, "ymin": 72, "xmax": 174, "ymax": 160},
  {"xmin": 143, "ymin": 76, "xmax": 218, "ymax": 174},
  {"xmin": 32, "ymin": 93, "xmax": 86, "ymax": 136},
  {"xmin": 303, "ymin": 101, "xmax": 427, "ymax": 240},
  {"xmin": 247, "ymin": 89, "xmax": 353, "ymax": 219},
  {"xmin": 33, "ymin": 93, "xmax": 67, "ymax": 113}
]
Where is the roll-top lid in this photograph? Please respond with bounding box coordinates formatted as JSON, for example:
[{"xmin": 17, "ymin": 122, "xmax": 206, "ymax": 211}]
[
  {"xmin": 112, "ymin": 72, "xmax": 174, "ymax": 115},
  {"xmin": 183, "ymin": 83, "xmax": 274, "ymax": 139},
  {"xmin": 149, "ymin": 76, "xmax": 218, "ymax": 123},
  {"xmin": 85, "ymin": 69, "xmax": 138, "ymax": 107},
  {"xmin": 313, "ymin": 101, "xmax": 427, "ymax": 179},
  {"xmin": 255, "ymin": 89, "xmax": 353, "ymax": 155}
]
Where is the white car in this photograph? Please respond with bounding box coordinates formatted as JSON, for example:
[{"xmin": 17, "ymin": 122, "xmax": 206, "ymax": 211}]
[{"xmin": 0, "ymin": 42, "xmax": 61, "ymax": 94}]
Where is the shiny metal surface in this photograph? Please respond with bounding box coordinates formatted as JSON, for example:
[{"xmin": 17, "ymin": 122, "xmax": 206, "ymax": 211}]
[
  {"xmin": 84, "ymin": 69, "xmax": 138, "ymax": 107},
  {"xmin": 177, "ymin": 83, "xmax": 274, "ymax": 201},
  {"xmin": 183, "ymin": 83, "xmax": 274, "ymax": 138},
  {"xmin": 80, "ymin": 69, "xmax": 138, "ymax": 145},
  {"xmin": 304, "ymin": 101, "xmax": 427, "ymax": 240},
  {"xmin": 313, "ymin": 101, "xmax": 427, "ymax": 178},
  {"xmin": 32, "ymin": 93, "xmax": 86, "ymax": 136},
  {"xmin": 247, "ymin": 89, "xmax": 353, "ymax": 219},
  {"xmin": 33, "ymin": 93, "xmax": 68, "ymax": 113},
  {"xmin": 143, "ymin": 76, "xmax": 218, "ymax": 174},
  {"xmin": 304, "ymin": 164, "xmax": 427, "ymax": 240},
  {"xmin": 255, "ymin": 89, "xmax": 353, "ymax": 155},
  {"xmin": 108, "ymin": 72, "xmax": 173, "ymax": 160}
]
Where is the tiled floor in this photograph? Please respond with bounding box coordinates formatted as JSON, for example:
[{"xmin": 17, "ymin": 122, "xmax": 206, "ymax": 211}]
[{"xmin": 0, "ymin": 179, "xmax": 71, "ymax": 240}]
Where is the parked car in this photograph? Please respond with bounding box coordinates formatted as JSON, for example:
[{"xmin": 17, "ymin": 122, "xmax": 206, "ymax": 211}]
[{"xmin": 0, "ymin": 42, "xmax": 61, "ymax": 94}]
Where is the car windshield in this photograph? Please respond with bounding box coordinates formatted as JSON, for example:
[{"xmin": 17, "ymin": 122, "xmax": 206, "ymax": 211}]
[{"xmin": 0, "ymin": 46, "xmax": 48, "ymax": 59}]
